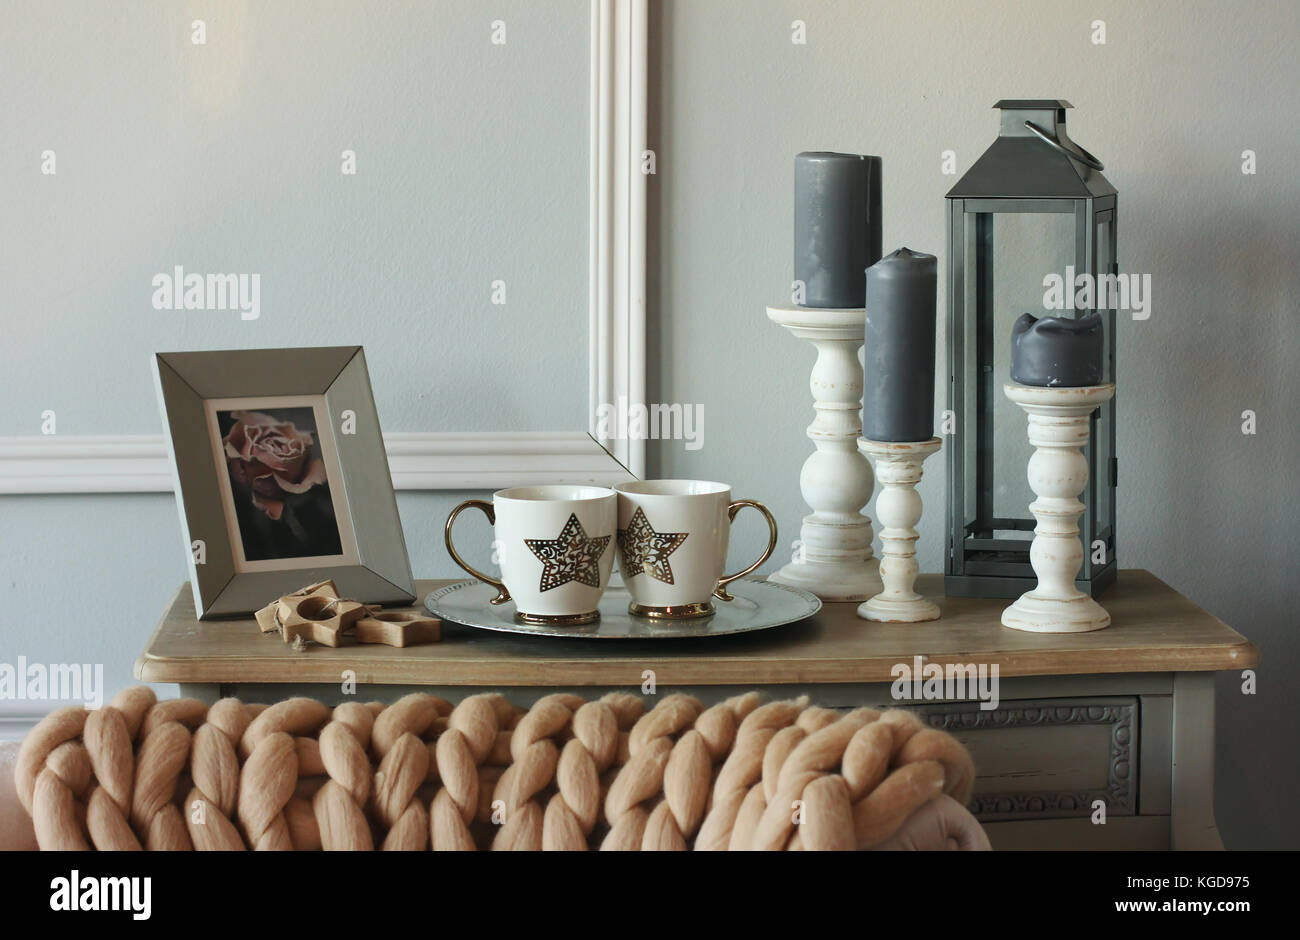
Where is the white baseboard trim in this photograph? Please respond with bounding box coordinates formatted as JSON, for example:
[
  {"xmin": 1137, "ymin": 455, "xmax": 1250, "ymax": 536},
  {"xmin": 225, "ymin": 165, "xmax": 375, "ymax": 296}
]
[{"xmin": 0, "ymin": 431, "xmax": 635, "ymax": 494}]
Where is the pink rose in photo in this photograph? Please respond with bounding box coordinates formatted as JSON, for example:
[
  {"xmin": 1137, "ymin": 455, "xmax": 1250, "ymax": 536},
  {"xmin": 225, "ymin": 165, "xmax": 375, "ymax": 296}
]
[{"xmin": 222, "ymin": 411, "xmax": 327, "ymax": 520}]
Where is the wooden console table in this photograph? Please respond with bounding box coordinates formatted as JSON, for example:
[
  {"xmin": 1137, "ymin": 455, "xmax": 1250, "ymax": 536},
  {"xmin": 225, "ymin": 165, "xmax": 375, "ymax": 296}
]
[{"xmin": 136, "ymin": 569, "xmax": 1257, "ymax": 851}]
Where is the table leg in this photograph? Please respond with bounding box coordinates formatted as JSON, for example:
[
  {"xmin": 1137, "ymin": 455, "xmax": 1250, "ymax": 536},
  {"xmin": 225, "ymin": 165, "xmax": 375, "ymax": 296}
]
[{"xmin": 1171, "ymin": 671, "xmax": 1225, "ymax": 850}]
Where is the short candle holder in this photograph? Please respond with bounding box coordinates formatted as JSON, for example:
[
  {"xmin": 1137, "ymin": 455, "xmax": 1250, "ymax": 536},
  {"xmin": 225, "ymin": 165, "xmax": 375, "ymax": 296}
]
[
  {"xmin": 1001, "ymin": 383, "xmax": 1116, "ymax": 633},
  {"xmin": 856, "ymin": 437, "xmax": 942, "ymax": 623},
  {"xmin": 765, "ymin": 305, "xmax": 881, "ymax": 601}
]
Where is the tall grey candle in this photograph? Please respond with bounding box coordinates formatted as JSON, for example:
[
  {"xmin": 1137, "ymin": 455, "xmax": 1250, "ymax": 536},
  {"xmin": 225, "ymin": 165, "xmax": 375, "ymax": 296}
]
[
  {"xmin": 863, "ymin": 247, "xmax": 937, "ymax": 442},
  {"xmin": 794, "ymin": 152, "xmax": 882, "ymax": 308}
]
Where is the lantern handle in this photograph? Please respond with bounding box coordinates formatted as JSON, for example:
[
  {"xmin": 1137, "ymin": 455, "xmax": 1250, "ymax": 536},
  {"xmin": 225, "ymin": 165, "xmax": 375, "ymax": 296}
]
[{"xmin": 1024, "ymin": 121, "xmax": 1105, "ymax": 171}]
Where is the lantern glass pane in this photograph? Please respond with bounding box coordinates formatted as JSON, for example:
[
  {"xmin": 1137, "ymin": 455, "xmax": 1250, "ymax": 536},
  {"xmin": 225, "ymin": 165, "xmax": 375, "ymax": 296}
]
[
  {"xmin": 1093, "ymin": 218, "xmax": 1116, "ymax": 536},
  {"xmin": 989, "ymin": 210, "xmax": 1077, "ymax": 531}
]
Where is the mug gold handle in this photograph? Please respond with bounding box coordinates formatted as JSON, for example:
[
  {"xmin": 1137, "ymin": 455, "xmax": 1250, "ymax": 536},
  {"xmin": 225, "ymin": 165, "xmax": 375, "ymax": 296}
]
[
  {"xmin": 714, "ymin": 499, "xmax": 779, "ymax": 602},
  {"xmin": 444, "ymin": 499, "xmax": 511, "ymax": 605}
]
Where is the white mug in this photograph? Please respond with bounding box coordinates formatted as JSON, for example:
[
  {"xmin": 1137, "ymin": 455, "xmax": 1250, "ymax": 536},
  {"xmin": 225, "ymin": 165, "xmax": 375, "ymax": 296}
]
[
  {"xmin": 614, "ymin": 480, "xmax": 777, "ymax": 619},
  {"xmin": 445, "ymin": 485, "xmax": 616, "ymax": 624}
]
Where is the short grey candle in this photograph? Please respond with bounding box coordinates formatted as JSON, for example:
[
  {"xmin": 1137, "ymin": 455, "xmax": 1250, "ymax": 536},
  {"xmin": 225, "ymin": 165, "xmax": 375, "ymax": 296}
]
[
  {"xmin": 794, "ymin": 152, "xmax": 882, "ymax": 308},
  {"xmin": 863, "ymin": 247, "xmax": 937, "ymax": 442},
  {"xmin": 1009, "ymin": 313, "xmax": 1104, "ymax": 387}
]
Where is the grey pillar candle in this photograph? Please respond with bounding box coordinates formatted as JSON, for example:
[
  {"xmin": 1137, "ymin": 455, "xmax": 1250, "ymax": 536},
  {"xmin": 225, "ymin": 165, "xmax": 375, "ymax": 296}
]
[
  {"xmin": 863, "ymin": 247, "xmax": 937, "ymax": 442},
  {"xmin": 1010, "ymin": 313, "xmax": 1104, "ymax": 387},
  {"xmin": 794, "ymin": 152, "xmax": 882, "ymax": 308}
]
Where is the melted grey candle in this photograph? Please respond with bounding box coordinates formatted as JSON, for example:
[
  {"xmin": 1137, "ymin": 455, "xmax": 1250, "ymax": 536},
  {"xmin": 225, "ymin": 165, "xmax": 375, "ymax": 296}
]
[
  {"xmin": 1009, "ymin": 313, "xmax": 1104, "ymax": 387},
  {"xmin": 863, "ymin": 247, "xmax": 937, "ymax": 442},
  {"xmin": 794, "ymin": 152, "xmax": 882, "ymax": 308}
]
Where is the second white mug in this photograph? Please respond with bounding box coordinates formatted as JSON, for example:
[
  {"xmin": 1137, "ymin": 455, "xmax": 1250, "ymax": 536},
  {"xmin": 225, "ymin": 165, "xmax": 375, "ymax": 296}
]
[{"xmin": 614, "ymin": 479, "xmax": 777, "ymax": 619}]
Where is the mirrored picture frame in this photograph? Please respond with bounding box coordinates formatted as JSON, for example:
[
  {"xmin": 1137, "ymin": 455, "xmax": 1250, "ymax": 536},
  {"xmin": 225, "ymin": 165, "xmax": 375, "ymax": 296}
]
[{"xmin": 153, "ymin": 346, "xmax": 415, "ymax": 619}]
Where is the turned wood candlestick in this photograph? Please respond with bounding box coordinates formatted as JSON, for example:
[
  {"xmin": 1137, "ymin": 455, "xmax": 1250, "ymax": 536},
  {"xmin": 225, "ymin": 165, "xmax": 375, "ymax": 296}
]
[
  {"xmin": 765, "ymin": 305, "xmax": 881, "ymax": 601},
  {"xmin": 1001, "ymin": 383, "xmax": 1116, "ymax": 633},
  {"xmin": 856, "ymin": 437, "xmax": 942, "ymax": 623}
]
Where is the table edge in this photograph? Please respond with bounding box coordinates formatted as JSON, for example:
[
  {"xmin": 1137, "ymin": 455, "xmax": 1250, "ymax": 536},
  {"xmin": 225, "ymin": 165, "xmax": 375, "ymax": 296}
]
[
  {"xmin": 134, "ymin": 640, "xmax": 1262, "ymax": 685},
  {"xmin": 133, "ymin": 572, "xmax": 1262, "ymax": 686}
]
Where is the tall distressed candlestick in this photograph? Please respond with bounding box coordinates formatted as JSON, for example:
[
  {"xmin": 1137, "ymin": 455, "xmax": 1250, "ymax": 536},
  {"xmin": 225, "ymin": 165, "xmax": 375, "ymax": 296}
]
[
  {"xmin": 766, "ymin": 305, "xmax": 881, "ymax": 601},
  {"xmin": 856, "ymin": 437, "xmax": 942, "ymax": 623},
  {"xmin": 1001, "ymin": 383, "xmax": 1115, "ymax": 633}
]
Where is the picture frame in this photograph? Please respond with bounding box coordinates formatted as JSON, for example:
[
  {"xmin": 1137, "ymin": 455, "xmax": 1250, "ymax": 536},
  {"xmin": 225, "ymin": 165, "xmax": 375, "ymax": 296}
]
[{"xmin": 153, "ymin": 346, "xmax": 416, "ymax": 619}]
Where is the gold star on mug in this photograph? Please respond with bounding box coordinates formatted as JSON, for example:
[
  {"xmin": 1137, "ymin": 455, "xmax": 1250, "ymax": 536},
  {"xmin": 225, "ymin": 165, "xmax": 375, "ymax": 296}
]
[
  {"xmin": 524, "ymin": 513, "xmax": 611, "ymax": 592},
  {"xmin": 617, "ymin": 507, "xmax": 689, "ymax": 584}
]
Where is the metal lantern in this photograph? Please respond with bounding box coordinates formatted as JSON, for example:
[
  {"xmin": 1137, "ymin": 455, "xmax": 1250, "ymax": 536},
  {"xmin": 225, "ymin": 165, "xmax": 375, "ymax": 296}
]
[{"xmin": 945, "ymin": 100, "xmax": 1117, "ymax": 599}]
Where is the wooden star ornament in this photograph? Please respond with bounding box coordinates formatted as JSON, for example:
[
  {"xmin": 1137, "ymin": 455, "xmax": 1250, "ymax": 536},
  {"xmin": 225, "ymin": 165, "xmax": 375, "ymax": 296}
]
[
  {"xmin": 278, "ymin": 594, "xmax": 366, "ymax": 648},
  {"xmin": 355, "ymin": 612, "xmax": 442, "ymax": 647},
  {"xmin": 256, "ymin": 579, "xmax": 339, "ymax": 633}
]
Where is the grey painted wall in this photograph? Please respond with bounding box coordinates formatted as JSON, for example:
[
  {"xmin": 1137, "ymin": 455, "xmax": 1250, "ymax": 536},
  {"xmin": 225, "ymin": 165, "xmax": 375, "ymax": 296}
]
[
  {"xmin": 647, "ymin": 0, "xmax": 1298, "ymax": 849},
  {"xmin": 0, "ymin": 0, "xmax": 589, "ymax": 435}
]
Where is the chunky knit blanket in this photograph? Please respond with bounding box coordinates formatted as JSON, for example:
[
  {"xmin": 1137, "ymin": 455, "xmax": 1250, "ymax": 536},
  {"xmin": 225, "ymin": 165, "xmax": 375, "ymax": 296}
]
[{"xmin": 16, "ymin": 686, "xmax": 975, "ymax": 851}]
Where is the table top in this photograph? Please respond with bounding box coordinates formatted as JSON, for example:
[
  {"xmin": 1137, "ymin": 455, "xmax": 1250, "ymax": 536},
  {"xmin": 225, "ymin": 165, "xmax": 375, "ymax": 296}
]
[{"xmin": 135, "ymin": 570, "xmax": 1259, "ymax": 687}]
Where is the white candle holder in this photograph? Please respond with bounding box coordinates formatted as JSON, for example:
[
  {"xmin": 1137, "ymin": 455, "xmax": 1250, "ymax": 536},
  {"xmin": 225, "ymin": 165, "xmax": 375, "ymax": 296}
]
[
  {"xmin": 1001, "ymin": 383, "xmax": 1116, "ymax": 634},
  {"xmin": 856, "ymin": 437, "xmax": 942, "ymax": 623},
  {"xmin": 765, "ymin": 305, "xmax": 881, "ymax": 601}
]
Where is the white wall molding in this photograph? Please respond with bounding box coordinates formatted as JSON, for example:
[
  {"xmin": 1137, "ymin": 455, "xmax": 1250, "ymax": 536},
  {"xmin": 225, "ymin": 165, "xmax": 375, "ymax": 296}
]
[
  {"xmin": 0, "ymin": 432, "xmax": 633, "ymax": 494},
  {"xmin": 589, "ymin": 0, "xmax": 648, "ymax": 478}
]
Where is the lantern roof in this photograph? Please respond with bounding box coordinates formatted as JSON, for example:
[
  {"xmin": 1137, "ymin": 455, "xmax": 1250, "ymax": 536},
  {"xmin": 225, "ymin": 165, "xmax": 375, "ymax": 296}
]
[{"xmin": 947, "ymin": 100, "xmax": 1116, "ymax": 200}]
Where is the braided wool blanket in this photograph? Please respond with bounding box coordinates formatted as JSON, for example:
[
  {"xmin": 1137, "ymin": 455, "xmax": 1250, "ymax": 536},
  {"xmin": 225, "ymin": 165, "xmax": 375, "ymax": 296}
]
[{"xmin": 16, "ymin": 686, "xmax": 975, "ymax": 851}]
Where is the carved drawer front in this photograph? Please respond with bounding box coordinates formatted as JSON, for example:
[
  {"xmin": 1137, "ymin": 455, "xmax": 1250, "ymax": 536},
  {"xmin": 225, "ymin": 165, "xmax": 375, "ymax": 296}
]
[{"xmin": 911, "ymin": 698, "xmax": 1138, "ymax": 822}]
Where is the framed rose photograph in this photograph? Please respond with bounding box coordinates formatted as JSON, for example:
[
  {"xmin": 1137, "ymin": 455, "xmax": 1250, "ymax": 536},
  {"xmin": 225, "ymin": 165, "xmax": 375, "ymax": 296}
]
[
  {"xmin": 154, "ymin": 346, "xmax": 415, "ymax": 618},
  {"xmin": 208, "ymin": 400, "xmax": 354, "ymax": 568}
]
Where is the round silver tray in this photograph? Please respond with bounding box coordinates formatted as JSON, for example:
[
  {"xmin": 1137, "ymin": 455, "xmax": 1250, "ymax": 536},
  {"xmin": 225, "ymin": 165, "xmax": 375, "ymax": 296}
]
[{"xmin": 425, "ymin": 578, "xmax": 821, "ymax": 640}]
